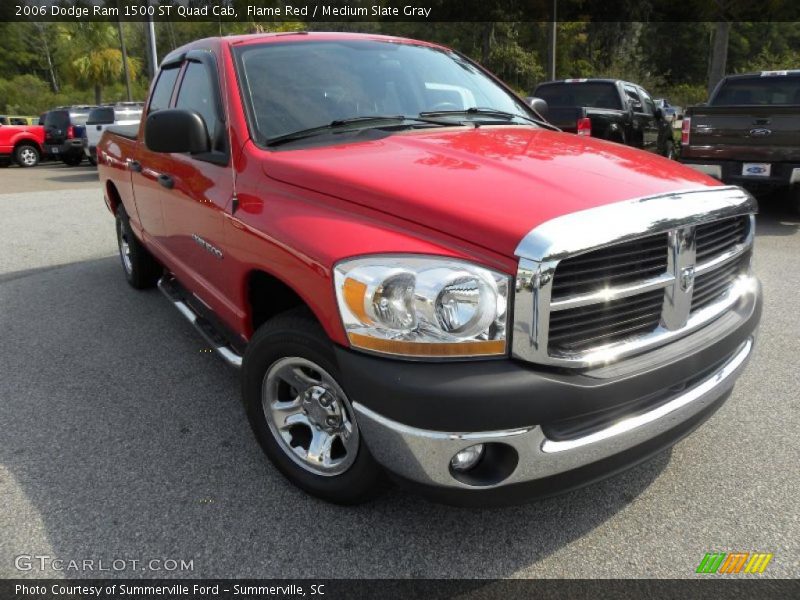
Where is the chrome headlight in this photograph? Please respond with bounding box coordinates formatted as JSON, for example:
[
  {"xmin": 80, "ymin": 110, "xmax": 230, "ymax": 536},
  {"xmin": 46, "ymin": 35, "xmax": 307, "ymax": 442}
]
[{"xmin": 334, "ymin": 256, "xmax": 509, "ymax": 358}]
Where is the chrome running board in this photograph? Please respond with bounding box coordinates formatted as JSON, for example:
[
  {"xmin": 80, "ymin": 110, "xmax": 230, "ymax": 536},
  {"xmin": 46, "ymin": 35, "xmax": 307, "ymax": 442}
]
[{"xmin": 157, "ymin": 275, "xmax": 243, "ymax": 368}]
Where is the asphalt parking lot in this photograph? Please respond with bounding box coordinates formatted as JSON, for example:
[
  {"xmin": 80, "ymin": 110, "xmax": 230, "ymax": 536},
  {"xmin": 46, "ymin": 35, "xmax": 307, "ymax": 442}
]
[{"xmin": 0, "ymin": 162, "xmax": 798, "ymax": 579}]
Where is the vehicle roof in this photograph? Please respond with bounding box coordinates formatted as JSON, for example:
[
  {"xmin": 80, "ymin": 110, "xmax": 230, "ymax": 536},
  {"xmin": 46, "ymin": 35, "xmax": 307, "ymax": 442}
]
[
  {"xmin": 161, "ymin": 31, "xmax": 447, "ymax": 65},
  {"xmin": 723, "ymin": 70, "xmax": 800, "ymax": 80},
  {"xmin": 537, "ymin": 78, "xmax": 639, "ymax": 87}
]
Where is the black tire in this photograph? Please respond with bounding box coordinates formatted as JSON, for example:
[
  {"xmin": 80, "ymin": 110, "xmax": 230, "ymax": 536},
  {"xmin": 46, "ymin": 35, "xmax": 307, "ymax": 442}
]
[
  {"xmin": 791, "ymin": 186, "xmax": 800, "ymax": 216},
  {"xmin": 14, "ymin": 143, "xmax": 40, "ymax": 168},
  {"xmin": 242, "ymin": 310, "xmax": 385, "ymax": 504},
  {"xmin": 62, "ymin": 152, "xmax": 83, "ymax": 166},
  {"xmin": 115, "ymin": 206, "xmax": 161, "ymax": 289}
]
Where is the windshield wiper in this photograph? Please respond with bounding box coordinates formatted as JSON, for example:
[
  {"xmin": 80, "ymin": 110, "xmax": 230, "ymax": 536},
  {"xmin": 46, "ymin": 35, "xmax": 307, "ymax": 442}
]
[
  {"xmin": 265, "ymin": 115, "xmax": 451, "ymax": 146},
  {"xmin": 419, "ymin": 107, "xmax": 539, "ymax": 125}
]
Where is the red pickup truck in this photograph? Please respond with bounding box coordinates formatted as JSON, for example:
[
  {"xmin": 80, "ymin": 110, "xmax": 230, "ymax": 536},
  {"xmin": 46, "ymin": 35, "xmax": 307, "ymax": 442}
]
[
  {"xmin": 97, "ymin": 33, "xmax": 761, "ymax": 505},
  {"xmin": 0, "ymin": 121, "xmax": 45, "ymax": 167}
]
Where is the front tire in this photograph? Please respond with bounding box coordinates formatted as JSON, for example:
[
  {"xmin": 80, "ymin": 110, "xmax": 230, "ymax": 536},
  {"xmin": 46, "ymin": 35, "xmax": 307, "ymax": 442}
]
[
  {"xmin": 115, "ymin": 207, "xmax": 161, "ymax": 289},
  {"xmin": 14, "ymin": 143, "xmax": 40, "ymax": 168},
  {"xmin": 242, "ymin": 311, "xmax": 385, "ymax": 504}
]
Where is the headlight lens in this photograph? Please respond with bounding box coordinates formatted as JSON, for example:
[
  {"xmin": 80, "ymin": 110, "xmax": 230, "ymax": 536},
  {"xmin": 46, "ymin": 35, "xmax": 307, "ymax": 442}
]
[{"xmin": 334, "ymin": 256, "xmax": 509, "ymax": 358}]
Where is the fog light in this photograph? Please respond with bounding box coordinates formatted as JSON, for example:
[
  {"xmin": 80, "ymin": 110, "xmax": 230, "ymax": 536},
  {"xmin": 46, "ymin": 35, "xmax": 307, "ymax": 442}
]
[{"xmin": 450, "ymin": 444, "xmax": 485, "ymax": 472}]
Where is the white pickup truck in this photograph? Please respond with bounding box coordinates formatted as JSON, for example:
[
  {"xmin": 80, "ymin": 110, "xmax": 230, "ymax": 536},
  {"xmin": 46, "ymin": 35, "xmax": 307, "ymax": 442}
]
[{"xmin": 83, "ymin": 103, "xmax": 143, "ymax": 165}]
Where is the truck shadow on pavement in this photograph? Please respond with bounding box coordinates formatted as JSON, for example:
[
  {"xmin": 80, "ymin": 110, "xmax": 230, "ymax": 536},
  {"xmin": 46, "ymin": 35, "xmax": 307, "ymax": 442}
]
[{"xmin": 0, "ymin": 256, "xmax": 671, "ymax": 579}]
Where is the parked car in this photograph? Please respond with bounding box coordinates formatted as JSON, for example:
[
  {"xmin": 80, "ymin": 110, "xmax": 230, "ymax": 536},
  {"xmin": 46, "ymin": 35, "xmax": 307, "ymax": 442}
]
[
  {"xmin": 97, "ymin": 33, "xmax": 760, "ymax": 505},
  {"xmin": 681, "ymin": 70, "xmax": 800, "ymax": 212},
  {"xmin": 0, "ymin": 119, "xmax": 45, "ymax": 167},
  {"xmin": 532, "ymin": 78, "xmax": 677, "ymax": 158},
  {"xmin": 655, "ymin": 98, "xmax": 683, "ymax": 122},
  {"xmin": 0, "ymin": 115, "xmax": 39, "ymax": 126},
  {"xmin": 43, "ymin": 105, "xmax": 95, "ymax": 166},
  {"xmin": 82, "ymin": 103, "xmax": 144, "ymax": 166}
]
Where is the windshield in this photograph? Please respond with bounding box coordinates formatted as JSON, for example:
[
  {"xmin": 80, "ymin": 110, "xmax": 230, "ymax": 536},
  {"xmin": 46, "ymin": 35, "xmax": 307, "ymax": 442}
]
[
  {"xmin": 534, "ymin": 82, "xmax": 623, "ymax": 110},
  {"xmin": 712, "ymin": 76, "xmax": 800, "ymax": 106},
  {"xmin": 235, "ymin": 39, "xmax": 534, "ymax": 143}
]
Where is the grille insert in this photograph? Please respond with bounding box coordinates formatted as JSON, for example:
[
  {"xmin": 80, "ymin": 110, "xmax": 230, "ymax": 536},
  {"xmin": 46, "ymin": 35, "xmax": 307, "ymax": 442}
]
[
  {"xmin": 692, "ymin": 252, "xmax": 750, "ymax": 313},
  {"xmin": 696, "ymin": 215, "xmax": 748, "ymax": 263},
  {"xmin": 551, "ymin": 234, "xmax": 668, "ymax": 300},
  {"xmin": 548, "ymin": 289, "xmax": 664, "ymax": 354}
]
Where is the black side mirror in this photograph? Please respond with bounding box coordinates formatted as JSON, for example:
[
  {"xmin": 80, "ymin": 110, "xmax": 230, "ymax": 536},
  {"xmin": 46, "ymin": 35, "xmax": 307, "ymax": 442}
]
[
  {"xmin": 654, "ymin": 107, "xmax": 664, "ymax": 119},
  {"xmin": 525, "ymin": 96, "xmax": 549, "ymax": 118},
  {"xmin": 145, "ymin": 109, "xmax": 209, "ymax": 154},
  {"xmin": 631, "ymin": 100, "xmax": 643, "ymax": 112}
]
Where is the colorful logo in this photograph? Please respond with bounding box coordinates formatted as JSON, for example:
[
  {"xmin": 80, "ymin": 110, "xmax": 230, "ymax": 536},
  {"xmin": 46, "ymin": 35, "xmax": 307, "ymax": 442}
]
[{"xmin": 696, "ymin": 552, "xmax": 773, "ymax": 574}]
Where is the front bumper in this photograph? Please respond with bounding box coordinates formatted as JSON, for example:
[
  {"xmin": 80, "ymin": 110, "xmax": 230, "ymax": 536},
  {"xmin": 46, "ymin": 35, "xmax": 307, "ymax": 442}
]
[{"xmin": 336, "ymin": 281, "xmax": 760, "ymax": 502}]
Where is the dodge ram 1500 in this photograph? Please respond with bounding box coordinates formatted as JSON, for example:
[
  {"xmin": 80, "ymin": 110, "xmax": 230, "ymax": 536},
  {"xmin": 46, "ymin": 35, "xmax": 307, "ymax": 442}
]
[{"xmin": 97, "ymin": 33, "xmax": 761, "ymax": 505}]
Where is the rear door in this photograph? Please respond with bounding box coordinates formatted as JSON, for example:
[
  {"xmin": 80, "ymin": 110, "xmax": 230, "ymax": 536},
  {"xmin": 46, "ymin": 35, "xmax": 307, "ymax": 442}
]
[
  {"xmin": 636, "ymin": 87, "xmax": 661, "ymax": 152},
  {"xmin": 131, "ymin": 63, "xmax": 182, "ymax": 237},
  {"xmin": 155, "ymin": 52, "xmax": 235, "ymax": 316}
]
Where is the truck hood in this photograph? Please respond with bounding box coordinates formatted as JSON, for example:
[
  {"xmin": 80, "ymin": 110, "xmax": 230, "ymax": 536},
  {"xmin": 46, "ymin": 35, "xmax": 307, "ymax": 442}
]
[{"xmin": 262, "ymin": 126, "xmax": 718, "ymax": 258}]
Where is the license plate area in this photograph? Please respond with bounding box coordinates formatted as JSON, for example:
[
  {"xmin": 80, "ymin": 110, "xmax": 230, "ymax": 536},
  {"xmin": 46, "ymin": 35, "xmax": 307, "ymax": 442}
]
[{"xmin": 742, "ymin": 162, "xmax": 771, "ymax": 177}]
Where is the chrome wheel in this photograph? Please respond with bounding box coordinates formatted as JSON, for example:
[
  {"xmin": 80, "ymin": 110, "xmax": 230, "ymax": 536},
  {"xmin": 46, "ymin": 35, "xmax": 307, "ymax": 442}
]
[
  {"xmin": 117, "ymin": 222, "xmax": 133, "ymax": 275},
  {"xmin": 18, "ymin": 146, "xmax": 38, "ymax": 167},
  {"xmin": 262, "ymin": 357, "xmax": 359, "ymax": 476}
]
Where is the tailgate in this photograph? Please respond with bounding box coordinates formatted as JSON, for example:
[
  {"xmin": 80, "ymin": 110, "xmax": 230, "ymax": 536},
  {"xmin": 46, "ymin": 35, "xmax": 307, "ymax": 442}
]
[
  {"xmin": 687, "ymin": 105, "xmax": 800, "ymax": 161},
  {"xmin": 544, "ymin": 106, "xmax": 584, "ymax": 132}
]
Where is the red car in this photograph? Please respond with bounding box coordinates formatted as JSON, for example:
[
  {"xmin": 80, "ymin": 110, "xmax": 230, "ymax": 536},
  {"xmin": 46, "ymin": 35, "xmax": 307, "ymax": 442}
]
[
  {"xmin": 97, "ymin": 33, "xmax": 761, "ymax": 505},
  {"xmin": 0, "ymin": 119, "xmax": 45, "ymax": 167}
]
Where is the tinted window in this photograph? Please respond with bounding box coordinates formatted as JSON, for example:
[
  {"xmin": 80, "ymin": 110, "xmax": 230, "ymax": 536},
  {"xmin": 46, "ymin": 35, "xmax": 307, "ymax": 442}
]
[
  {"xmin": 44, "ymin": 110, "xmax": 69, "ymax": 129},
  {"xmin": 87, "ymin": 107, "xmax": 115, "ymax": 125},
  {"xmin": 237, "ymin": 40, "xmax": 534, "ymax": 141},
  {"xmin": 10, "ymin": 118, "xmax": 27, "ymax": 125},
  {"xmin": 535, "ymin": 82, "xmax": 622, "ymax": 110},
  {"xmin": 0, "ymin": 117, "xmax": 8, "ymax": 125},
  {"xmin": 175, "ymin": 61, "xmax": 219, "ymax": 137},
  {"xmin": 712, "ymin": 75, "xmax": 800, "ymax": 106},
  {"xmin": 149, "ymin": 66, "xmax": 180, "ymax": 112}
]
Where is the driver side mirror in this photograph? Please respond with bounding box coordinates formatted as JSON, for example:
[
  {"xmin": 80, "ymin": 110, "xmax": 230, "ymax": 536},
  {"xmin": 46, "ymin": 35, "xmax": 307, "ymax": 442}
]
[
  {"xmin": 631, "ymin": 100, "xmax": 643, "ymax": 112},
  {"xmin": 524, "ymin": 96, "xmax": 548, "ymax": 118},
  {"xmin": 654, "ymin": 107, "xmax": 664, "ymax": 119},
  {"xmin": 144, "ymin": 109, "xmax": 210, "ymax": 154}
]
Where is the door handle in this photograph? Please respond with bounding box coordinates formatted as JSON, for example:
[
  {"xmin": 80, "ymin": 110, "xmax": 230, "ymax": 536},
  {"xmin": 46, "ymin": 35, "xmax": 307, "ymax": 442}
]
[
  {"xmin": 127, "ymin": 159, "xmax": 142, "ymax": 172},
  {"xmin": 157, "ymin": 174, "xmax": 174, "ymax": 189}
]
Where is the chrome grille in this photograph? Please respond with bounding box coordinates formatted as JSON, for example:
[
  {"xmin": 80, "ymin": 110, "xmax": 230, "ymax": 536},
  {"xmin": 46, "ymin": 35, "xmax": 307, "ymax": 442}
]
[{"xmin": 512, "ymin": 186, "xmax": 758, "ymax": 368}]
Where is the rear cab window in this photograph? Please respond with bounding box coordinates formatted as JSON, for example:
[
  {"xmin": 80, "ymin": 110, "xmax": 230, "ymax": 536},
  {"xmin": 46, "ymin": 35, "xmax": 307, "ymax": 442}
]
[
  {"xmin": 535, "ymin": 82, "xmax": 622, "ymax": 110},
  {"xmin": 87, "ymin": 107, "xmax": 115, "ymax": 125},
  {"xmin": 712, "ymin": 74, "xmax": 800, "ymax": 106}
]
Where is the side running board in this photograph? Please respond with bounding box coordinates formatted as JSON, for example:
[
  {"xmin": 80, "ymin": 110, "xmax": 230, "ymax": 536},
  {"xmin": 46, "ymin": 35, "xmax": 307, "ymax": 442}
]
[{"xmin": 157, "ymin": 275, "xmax": 243, "ymax": 368}]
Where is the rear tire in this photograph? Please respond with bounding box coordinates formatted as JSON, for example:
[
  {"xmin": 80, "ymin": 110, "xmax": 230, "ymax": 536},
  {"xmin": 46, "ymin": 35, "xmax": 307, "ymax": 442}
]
[
  {"xmin": 62, "ymin": 152, "xmax": 83, "ymax": 166},
  {"xmin": 790, "ymin": 186, "xmax": 800, "ymax": 216},
  {"xmin": 115, "ymin": 207, "xmax": 161, "ymax": 289},
  {"xmin": 242, "ymin": 310, "xmax": 385, "ymax": 504},
  {"xmin": 14, "ymin": 143, "xmax": 40, "ymax": 168}
]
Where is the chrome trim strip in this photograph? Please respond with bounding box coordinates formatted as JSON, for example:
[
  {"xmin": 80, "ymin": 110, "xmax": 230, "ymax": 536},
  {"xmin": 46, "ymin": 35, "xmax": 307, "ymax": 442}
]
[
  {"xmin": 512, "ymin": 186, "xmax": 757, "ymax": 367},
  {"xmin": 550, "ymin": 272, "xmax": 674, "ymax": 311},
  {"xmin": 354, "ymin": 337, "xmax": 753, "ymax": 489},
  {"xmin": 542, "ymin": 338, "xmax": 752, "ymax": 453}
]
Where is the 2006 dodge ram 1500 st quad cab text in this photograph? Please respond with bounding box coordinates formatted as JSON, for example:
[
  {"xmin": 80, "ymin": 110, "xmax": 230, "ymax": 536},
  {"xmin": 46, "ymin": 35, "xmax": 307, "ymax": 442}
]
[{"xmin": 97, "ymin": 33, "xmax": 761, "ymax": 505}]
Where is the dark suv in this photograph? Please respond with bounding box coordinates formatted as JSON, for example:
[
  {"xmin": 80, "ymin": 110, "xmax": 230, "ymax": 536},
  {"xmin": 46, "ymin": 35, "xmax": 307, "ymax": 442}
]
[{"xmin": 43, "ymin": 106, "xmax": 95, "ymax": 166}]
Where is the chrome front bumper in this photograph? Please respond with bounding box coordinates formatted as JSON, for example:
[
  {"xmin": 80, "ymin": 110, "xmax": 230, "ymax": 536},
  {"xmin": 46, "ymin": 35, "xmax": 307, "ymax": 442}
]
[{"xmin": 353, "ymin": 337, "xmax": 753, "ymax": 490}]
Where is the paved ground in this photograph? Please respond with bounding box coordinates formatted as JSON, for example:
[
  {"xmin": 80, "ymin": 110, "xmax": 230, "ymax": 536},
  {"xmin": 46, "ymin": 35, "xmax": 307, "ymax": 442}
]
[{"xmin": 0, "ymin": 164, "xmax": 798, "ymax": 579}]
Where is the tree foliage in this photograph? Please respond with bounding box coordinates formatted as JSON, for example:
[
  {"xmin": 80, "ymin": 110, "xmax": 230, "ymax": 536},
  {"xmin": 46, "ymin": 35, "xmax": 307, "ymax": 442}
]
[{"xmin": 0, "ymin": 20, "xmax": 798, "ymax": 114}]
